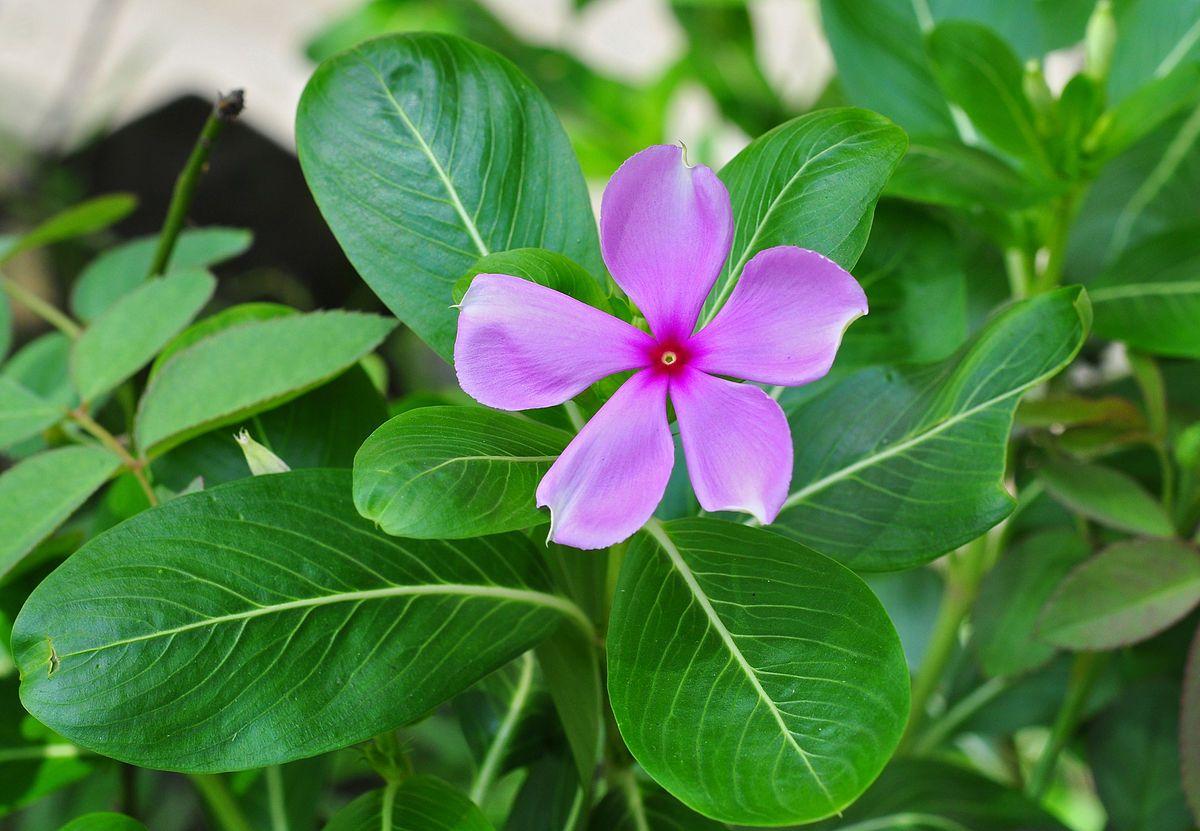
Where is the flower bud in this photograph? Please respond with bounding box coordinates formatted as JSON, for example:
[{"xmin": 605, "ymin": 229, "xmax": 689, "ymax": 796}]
[
  {"xmin": 1085, "ymin": 0, "xmax": 1117, "ymax": 82},
  {"xmin": 1023, "ymin": 60, "xmax": 1055, "ymax": 129},
  {"xmin": 234, "ymin": 429, "xmax": 290, "ymax": 475}
]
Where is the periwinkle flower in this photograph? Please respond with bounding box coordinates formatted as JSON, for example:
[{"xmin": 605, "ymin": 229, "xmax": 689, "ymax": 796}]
[{"xmin": 454, "ymin": 145, "xmax": 867, "ymax": 549}]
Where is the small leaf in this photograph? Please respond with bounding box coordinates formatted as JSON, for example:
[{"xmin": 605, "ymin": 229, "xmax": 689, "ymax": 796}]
[
  {"xmin": 607, "ymin": 519, "xmax": 908, "ymax": 825},
  {"xmin": 1, "ymin": 333, "xmax": 75, "ymax": 410},
  {"xmin": 71, "ymin": 269, "xmax": 216, "ymax": 403},
  {"xmin": 0, "ymin": 446, "xmax": 121, "ymax": 580},
  {"xmin": 135, "ymin": 311, "xmax": 396, "ymax": 455},
  {"xmin": 1038, "ymin": 457, "xmax": 1174, "ymax": 537},
  {"xmin": 353, "ymin": 406, "xmax": 569, "ymax": 539},
  {"xmin": 325, "ymin": 778, "xmax": 493, "ymax": 831},
  {"xmin": 70, "ymin": 227, "xmax": 251, "ymax": 321},
  {"xmin": 453, "ymin": 248, "xmax": 610, "ymax": 311},
  {"xmin": 1040, "ymin": 540, "xmax": 1200, "ymax": 650},
  {"xmin": 13, "ymin": 470, "xmax": 589, "ymax": 771},
  {"xmin": 0, "ymin": 195, "xmax": 136, "ymax": 265},
  {"xmin": 234, "ymin": 429, "xmax": 290, "ymax": 475},
  {"xmin": 0, "ymin": 378, "xmax": 61, "ymax": 450}
]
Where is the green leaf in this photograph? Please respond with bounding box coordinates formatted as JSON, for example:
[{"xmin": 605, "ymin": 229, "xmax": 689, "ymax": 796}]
[
  {"xmin": 325, "ymin": 778, "xmax": 493, "ymax": 831},
  {"xmin": 588, "ymin": 782, "xmax": 725, "ymax": 831},
  {"xmin": 0, "ymin": 290, "xmax": 11, "ymax": 362},
  {"xmin": 0, "ymin": 378, "xmax": 61, "ymax": 450},
  {"xmin": 135, "ymin": 311, "xmax": 395, "ymax": 455},
  {"xmin": 536, "ymin": 620, "xmax": 602, "ymax": 787},
  {"xmin": 504, "ymin": 751, "xmax": 581, "ymax": 831},
  {"xmin": 297, "ymin": 32, "xmax": 602, "ymax": 360},
  {"xmin": 607, "ymin": 518, "xmax": 908, "ymax": 825},
  {"xmin": 1181, "ymin": 622, "xmax": 1200, "ymax": 825},
  {"xmin": 1089, "ymin": 679, "xmax": 1193, "ymax": 831},
  {"xmin": 1089, "ymin": 63, "xmax": 1200, "ymax": 164},
  {"xmin": 927, "ymin": 21, "xmax": 1052, "ymax": 171},
  {"xmin": 885, "ymin": 139, "xmax": 1052, "ymax": 210},
  {"xmin": 703, "ymin": 107, "xmax": 908, "ymax": 320},
  {"xmin": 1087, "ymin": 224, "xmax": 1200, "ymax": 358},
  {"xmin": 71, "ymin": 269, "xmax": 216, "ymax": 403},
  {"xmin": 0, "ymin": 195, "xmax": 136, "ymax": 265},
  {"xmin": 1, "ymin": 333, "xmax": 75, "ymax": 410},
  {"xmin": 974, "ymin": 529, "xmax": 1091, "ymax": 677},
  {"xmin": 1040, "ymin": 540, "xmax": 1200, "ymax": 650},
  {"xmin": 12, "ymin": 469, "xmax": 589, "ymax": 771},
  {"xmin": 0, "ymin": 446, "xmax": 120, "ymax": 580},
  {"xmin": 806, "ymin": 758, "xmax": 1069, "ymax": 831},
  {"xmin": 353, "ymin": 406, "xmax": 568, "ymax": 539},
  {"xmin": 58, "ymin": 813, "xmax": 147, "ymax": 831},
  {"xmin": 70, "ymin": 227, "xmax": 251, "ymax": 321},
  {"xmin": 453, "ymin": 248, "xmax": 610, "ymax": 311},
  {"xmin": 1038, "ymin": 457, "xmax": 1174, "ymax": 536},
  {"xmin": 0, "ymin": 679, "xmax": 92, "ymax": 816},
  {"xmin": 1108, "ymin": 0, "xmax": 1200, "ymax": 101},
  {"xmin": 775, "ymin": 287, "xmax": 1091, "ymax": 570},
  {"xmin": 149, "ymin": 302, "xmax": 296, "ymax": 380}
]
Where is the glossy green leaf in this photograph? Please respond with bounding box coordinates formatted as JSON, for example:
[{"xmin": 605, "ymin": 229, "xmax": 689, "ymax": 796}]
[
  {"xmin": 607, "ymin": 518, "xmax": 908, "ymax": 825},
  {"xmin": 885, "ymin": 139, "xmax": 1052, "ymax": 210},
  {"xmin": 135, "ymin": 311, "xmax": 395, "ymax": 455},
  {"xmin": 1040, "ymin": 540, "xmax": 1200, "ymax": 650},
  {"xmin": 71, "ymin": 269, "xmax": 215, "ymax": 402},
  {"xmin": 13, "ymin": 469, "xmax": 588, "ymax": 771},
  {"xmin": 0, "ymin": 446, "xmax": 120, "ymax": 580},
  {"xmin": 1038, "ymin": 457, "xmax": 1174, "ymax": 536},
  {"xmin": 775, "ymin": 287, "xmax": 1091, "ymax": 570},
  {"xmin": 0, "ymin": 378, "xmax": 60, "ymax": 450},
  {"xmin": 504, "ymin": 751, "xmax": 581, "ymax": 831},
  {"xmin": 703, "ymin": 107, "xmax": 908, "ymax": 321},
  {"xmin": 0, "ymin": 679, "xmax": 92, "ymax": 816},
  {"xmin": 325, "ymin": 778, "xmax": 493, "ymax": 831},
  {"xmin": 297, "ymin": 32, "xmax": 601, "ymax": 360},
  {"xmin": 70, "ymin": 227, "xmax": 251, "ymax": 321},
  {"xmin": 927, "ymin": 21, "xmax": 1052, "ymax": 171},
  {"xmin": 1088, "ymin": 224, "xmax": 1200, "ymax": 358},
  {"xmin": 1090, "ymin": 63, "xmax": 1200, "ymax": 164},
  {"xmin": 354, "ymin": 406, "xmax": 569, "ymax": 539},
  {"xmin": 453, "ymin": 248, "xmax": 610, "ymax": 311},
  {"xmin": 58, "ymin": 813, "xmax": 147, "ymax": 831},
  {"xmin": 974, "ymin": 529, "xmax": 1091, "ymax": 677},
  {"xmin": 0, "ymin": 195, "xmax": 136, "ymax": 265}
]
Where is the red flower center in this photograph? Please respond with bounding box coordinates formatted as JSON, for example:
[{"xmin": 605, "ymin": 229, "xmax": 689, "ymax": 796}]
[{"xmin": 649, "ymin": 339, "xmax": 690, "ymax": 375}]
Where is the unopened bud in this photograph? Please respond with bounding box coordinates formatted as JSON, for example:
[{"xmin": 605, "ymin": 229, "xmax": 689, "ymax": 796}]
[
  {"xmin": 1023, "ymin": 60, "xmax": 1055, "ymax": 127},
  {"xmin": 1085, "ymin": 0, "xmax": 1117, "ymax": 82},
  {"xmin": 234, "ymin": 429, "xmax": 290, "ymax": 475}
]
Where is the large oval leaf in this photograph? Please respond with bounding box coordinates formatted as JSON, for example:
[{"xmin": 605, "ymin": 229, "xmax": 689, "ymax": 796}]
[
  {"xmin": 774, "ymin": 286, "xmax": 1091, "ymax": 571},
  {"xmin": 607, "ymin": 518, "xmax": 908, "ymax": 825},
  {"xmin": 12, "ymin": 469, "xmax": 589, "ymax": 771},
  {"xmin": 354, "ymin": 406, "xmax": 569, "ymax": 539},
  {"xmin": 325, "ymin": 777, "xmax": 492, "ymax": 831},
  {"xmin": 297, "ymin": 33, "xmax": 602, "ymax": 360}
]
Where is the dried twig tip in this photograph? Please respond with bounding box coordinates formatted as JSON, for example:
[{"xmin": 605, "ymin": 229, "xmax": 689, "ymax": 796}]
[{"xmin": 215, "ymin": 89, "xmax": 245, "ymax": 122}]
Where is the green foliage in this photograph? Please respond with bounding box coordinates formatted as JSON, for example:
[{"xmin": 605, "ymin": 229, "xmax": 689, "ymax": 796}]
[
  {"xmin": 0, "ymin": 195, "xmax": 136, "ymax": 266},
  {"xmin": 1038, "ymin": 457, "xmax": 1174, "ymax": 536},
  {"xmin": 325, "ymin": 778, "xmax": 493, "ymax": 830},
  {"xmin": 57, "ymin": 814, "xmax": 147, "ymax": 831}
]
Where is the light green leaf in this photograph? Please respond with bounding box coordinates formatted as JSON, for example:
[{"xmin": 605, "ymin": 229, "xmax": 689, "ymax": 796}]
[
  {"xmin": 0, "ymin": 195, "xmax": 136, "ymax": 265},
  {"xmin": 1038, "ymin": 457, "xmax": 1174, "ymax": 536},
  {"xmin": 1, "ymin": 333, "xmax": 75, "ymax": 410},
  {"xmin": 607, "ymin": 518, "xmax": 908, "ymax": 825},
  {"xmin": 453, "ymin": 248, "xmax": 610, "ymax": 311},
  {"xmin": 13, "ymin": 469, "xmax": 589, "ymax": 771},
  {"xmin": 775, "ymin": 287, "xmax": 1091, "ymax": 571},
  {"xmin": 927, "ymin": 21, "xmax": 1052, "ymax": 171},
  {"xmin": 353, "ymin": 406, "xmax": 568, "ymax": 539},
  {"xmin": 1108, "ymin": 0, "xmax": 1200, "ymax": 101},
  {"xmin": 149, "ymin": 302, "xmax": 295, "ymax": 380},
  {"xmin": 325, "ymin": 778, "xmax": 493, "ymax": 831},
  {"xmin": 703, "ymin": 107, "xmax": 907, "ymax": 320},
  {"xmin": 0, "ymin": 446, "xmax": 120, "ymax": 580},
  {"xmin": 297, "ymin": 32, "xmax": 601, "ymax": 360},
  {"xmin": 0, "ymin": 378, "xmax": 61, "ymax": 450},
  {"xmin": 71, "ymin": 269, "xmax": 216, "ymax": 402},
  {"xmin": 885, "ymin": 139, "xmax": 1053, "ymax": 210},
  {"xmin": 135, "ymin": 311, "xmax": 395, "ymax": 455},
  {"xmin": 70, "ymin": 227, "xmax": 251, "ymax": 321},
  {"xmin": 58, "ymin": 813, "xmax": 147, "ymax": 831},
  {"xmin": 1040, "ymin": 540, "xmax": 1200, "ymax": 650}
]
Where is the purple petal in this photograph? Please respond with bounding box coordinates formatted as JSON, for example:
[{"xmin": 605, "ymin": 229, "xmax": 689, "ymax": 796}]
[
  {"xmin": 537, "ymin": 371, "xmax": 673, "ymax": 549},
  {"xmin": 455, "ymin": 274, "xmax": 654, "ymax": 410},
  {"xmin": 600, "ymin": 145, "xmax": 733, "ymax": 342},
  {"xmin": 672, "ymin": 368, "xmax": 792, "ymax": 523},
  {"xmin": 691, "ymin": 246, "xmax": 868, "ymax": 386}
]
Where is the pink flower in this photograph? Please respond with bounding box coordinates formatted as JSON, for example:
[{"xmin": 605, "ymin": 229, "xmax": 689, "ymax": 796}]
[{"xmin": 454, "ymin": 145, "xmax": 867, "ymax": 549}]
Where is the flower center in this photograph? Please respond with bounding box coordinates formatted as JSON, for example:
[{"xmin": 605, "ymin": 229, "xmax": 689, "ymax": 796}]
[{"xmin": 660, "ymin": 351, "xmax": 678, "ymax": 366}]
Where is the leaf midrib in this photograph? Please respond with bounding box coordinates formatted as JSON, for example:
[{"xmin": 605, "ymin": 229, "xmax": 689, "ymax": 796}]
[{"xmin": 643, "ymin": 519, "xmax": 836, "ymax": 809}]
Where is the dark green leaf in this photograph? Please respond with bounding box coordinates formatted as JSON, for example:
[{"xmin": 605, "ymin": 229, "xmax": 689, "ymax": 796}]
[
  {"xmin": 1040, "ymin": 540, "xmax": 1200, "ymax": 650},
  {"xmin": 453, "ymin": 248, "xmax": 610, "ymax": 311},
  {"xmin": 588, "ymin": 782, "xmax": 724, "ymax": 831},
  {"xmin": 0, "ymin": 195, "xmax": 136, "ymax": 265},
  {"xmin": 607, "ymin": 519, "xmax": 908, "ymax": 825},
  {"xmin": 325, "ymin": 778, "xmax": 493, "ymax": 830},
  {"xmin": 297, "ymin": 32, "xmax": 602, "ymax": 359},
  {"xmin": 1038, "ymin": 457, "xmax": 1174, "ymax": 536},
  {"xmin": 1108, "ymin": 0, "xmax": 1200, "ymax": 101},
  {"xmin": 775, "ymin": 287, "xmax": 1091, "ymax": 570},
  {"xmin": 353, "ymin": 406, "xmax": 568, "ymax": 539},
  {"xmin": 0, "ymin": 378, "xmax": 61, "ymax": 450},
  {"xmin": 58, "ymin": 813, "xmax": 147, "ymax": 831},
  {"xmin": 13, "ymin": 470, "xmax": 589, "ymax": 771},
  {"xmin": 1180, "ymin": 621, "xmax": 1200, "ymax": 825},
  {"xmin": 503, "ymin": 751, "xmax": 580, "ymax": 831},
  {"xmin": 885, "ymin": 139, "xmax": 1052, "ymax": 210},
  {"xmin": 536, "ymin": 620, "xmax": 602, "ymax": 787}
]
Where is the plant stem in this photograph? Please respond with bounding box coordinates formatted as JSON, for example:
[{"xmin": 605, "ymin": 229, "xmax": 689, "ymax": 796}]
[
  {"xmin": 469, "ymin": 651, "xmax": 535, "ymax": 804},
  {"xmin": 563, "ymin": 399, "xmax": 586, "ymax": 432},
  {"xmin": 1, "ymin": 275, "xmax": 82, "ymax": 338},
  {"xmin": 912, "ymin": 675, "xmax": 1012, "ymax": 755},
  {"xmin": 1026, "ymin": 650, "xmax": 1104, "ymax": 800},
  {"xmin": 189, "ymin": 774, "xmax": 254, "ymax": 831},
  {"xmin": 265, "ymin": 765, "xmax": 289, "ymax": 831},
  {"xmin": 69, "ymin": 407, "xmax": 157, "ymax": 506},
  {"xmin": 1003, "ymin": 247, "xmax": 1033, "ymax": 300},
  {"xmin": 1034, "ymin": 189, "xmax": 1084, "ymax": 295},
  {"xmin": 147, "ymin": 89, "xmax": 244, "ymax": 277}
]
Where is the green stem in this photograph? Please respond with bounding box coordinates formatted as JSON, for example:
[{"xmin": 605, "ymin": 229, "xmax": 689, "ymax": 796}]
[
  {"xmin": 563, "ymin": 399, "xmax": 586, "ymax": 432},
  {"xmin": 69, "ymin": 407, "xmax": 158, "ymax": 506},
  {"xmin": 1003, "ymin": 247, "xmax": 1032, "ymax": 300},
  {"xmin": 469, "ymin": 651, "xmax": 535, "ymax": 804},
  {"xmin": 912, "ymin": 675, "xmax": 1012, "ymax": 755},
  {"xmin": 1034, "ymin": 189, "xmax": 1083, "ymax": 294},
  {"xmin": 1, "ymin": 275, "xmax": 82, "ymax": 338},
  {"xmin": 266, "ymin": 765, "xmax": 289, "ymax": 831},
  {"xmin": 147, "ymin": 90, "xmax": 244, "ymax": 276},
  {"xmin": 380, "ymin": 779, "xmax": 399, "ymax": 831},
  {"xmin": 1026, "ymin": 651, "xmax": 1104, "ymax": 799},
  {"xmin": 189, "ymin": 774, "xmax": 254, "ymax": 831},
  {"xmin": 614, "ymin": 768, "xmax": 649, "ymax": 831}
]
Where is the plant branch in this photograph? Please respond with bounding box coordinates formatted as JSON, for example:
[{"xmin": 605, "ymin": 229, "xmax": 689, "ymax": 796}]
[
  {"xmin": 147, "ymin": 89, "xmax": 244, "ymax": 277},
  {"xmin": 189, "ymin": 774, "xmax": 254, "ymax": 831},
  {"xmin": 69, "ymin": 407, "xmax": 157, "ymax": 506},
  {"xmin": 1026, "ymin": 650, "xmax": 1104, "ymax": 799},
  {"xmin": 1, "ymin": 275, "xmax": 82, "ymax": 338}
]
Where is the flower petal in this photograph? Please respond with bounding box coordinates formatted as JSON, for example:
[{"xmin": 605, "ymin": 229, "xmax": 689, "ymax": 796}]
[
  {"xmin": 691, "ymin": 246, "xmax": 868, "ymax": 386},
  {"xmin": 537, "ymin": 371, "xmax": 673, "ymax": 549},
  {"xmin": 455, "ymin": 274, "xmax": 654, "ymax": 410},
  {"xmin": 600, "ymin": 145, "xmax": 733, "ymax": 341},
  {"xmin": 672, "ymin": 368, "xmax": 792, "ymax": 524}
]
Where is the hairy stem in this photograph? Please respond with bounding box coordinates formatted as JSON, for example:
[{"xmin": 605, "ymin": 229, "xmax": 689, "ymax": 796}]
[
  {"xmin": 1, "ymin": 275, "xmax": 82, "ymax": 338},
  {"xmin": 69, "ymin": 407, "xmax": 157, "ymax": 506},
  {"xmin": 147, "ymin": 89, "xmax": 244, "ymax": 276},
  {"xmin": 189, "ymin": 774, "xmax": 254, "ymax": 831},
  {"xmin": 1026, "ymin": 650, "xmax": 1104, "ymax": 799}
]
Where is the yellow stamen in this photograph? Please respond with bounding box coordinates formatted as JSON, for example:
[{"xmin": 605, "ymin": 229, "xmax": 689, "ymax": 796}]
[{"xmin": 661, "ymin": 351, "xmax": 677, "ymax": 366}]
